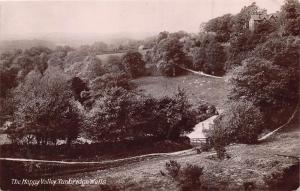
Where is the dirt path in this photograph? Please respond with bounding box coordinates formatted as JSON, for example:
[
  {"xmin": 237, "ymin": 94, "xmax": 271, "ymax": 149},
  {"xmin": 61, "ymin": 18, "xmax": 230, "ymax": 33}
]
[{"xmin": 176, "ymin": 65, "xmax": 223, "ymax": 79}]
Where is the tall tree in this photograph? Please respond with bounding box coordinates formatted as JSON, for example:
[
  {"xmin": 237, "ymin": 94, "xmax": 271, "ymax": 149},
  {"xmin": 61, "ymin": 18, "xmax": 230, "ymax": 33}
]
[
  {"xmin": 84, "ymin": 87, "xmax": 138, "ymax": 141},
  {"xmin": 10, "ymin": 67, "xmax": 81, "ymax": 145},
  {"xmin": 204, "ymin": 14, "xmax": 234, "ymax": 42},
  {"xmin": 156, "ymin": 37, "xmax": 187, "ymax": 76},
  {"xmin": 122, "ymin": 51, "xmax": 145, "ymax": 78},
  {"xmin": 204, "ymin": 41, "xmax": 226, "ymax": 75},
  {"xmin": 281, "ymin": 0, "xmax": 300, "ymax": 36}
]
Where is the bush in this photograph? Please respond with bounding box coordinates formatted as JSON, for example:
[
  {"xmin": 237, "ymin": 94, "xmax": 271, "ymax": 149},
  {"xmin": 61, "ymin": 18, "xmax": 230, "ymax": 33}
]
[
  {"xmin": 198, "ymin": 142, "xmax": 211, "ymax": 152},
  {"xmin": 211, "ymin": 100, "xmax": 264, "ymax": 144},
  {"xmin": 179, "ymin": 164, "xmax": 203, "ymax": 191},
  {"xmin": 90, "ymin": 72, "xmax": 131, "ymax": 91},
  {"xmin": 163, "ymin": 160, "xmax": 203, "ymax": 191},
  {"xmin": 263, "ymin": 171, "xmax": 284, "ymax": 190},
  {"xmin": 263, "ymin": 163, "xmax": 299, "ymax": 191},
  {"xmin": 206, "ymin": 100, "xmax": 264, "ymax": 159},
  {"xmin": 165, "ymin": 160, "xmax": 181, "ymax": 179},
  {"xmin": 206, "ymin": 123, "xmax": 227, "ymax": 159}
]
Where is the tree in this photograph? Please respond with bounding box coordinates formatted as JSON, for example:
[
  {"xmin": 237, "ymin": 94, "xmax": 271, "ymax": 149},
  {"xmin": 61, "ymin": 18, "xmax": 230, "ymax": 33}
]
[
  {"xmin": 0, "ymin": 47, "xmax": 51, "ymax": 97},
  {"xmin": 10, "ymin": 67, "xmax": 81, "ymax": 145},
  {"xmin": 145, "ymin": 32, "xmax": 193, "ymax": 77},
  {"xmin": 90, "ymin": 72, "xmax": 131, "ymax": 92},
  {"xmin": 252, "ymin": 36, "xmax": 300, "ymax": 68},
  {"xmin": 0, "ymin": 67, "xmax": 18, "ymax": 97},
  {"xmin": 204, "ymin": 14, "xmax": 234, "ymax": 42},
  {"xmin": 90, "ymin": 42, "xmax": 108, "ymax": 54},
  {"xmin": 204, "ymin": 41, "xmax": 226, "ymax": 75},
  {"xmin": 190, "ymin": 47, "xmax": 206, "ymax": 71},
  {"xmin": 189, "ymin": 39, "xmax": 226, "ymax": 76},
  {"xmin": 122, "ymin": 51, "xmax": 145, "ymax": 78},
  {"xmin": 156, "ymin": 36, "xmax": 187, "ymax": 76},
  {"xmin": 224, "ymin": 3, "xmax": 272, "ymax": 71},
  {"xmin": 211, "ymin": 100, "xmax": 264, "ymax": 143},
  {"xmin": 70, "ymin": 76, "xmax": 89, "ymax": 103},
  {"xmin": 84, "ymin": 87, "xmax": 139, "ymax": 142},
  {"xmin": 151, "ymin": 89, "xmax": 197, "ymax": 140},
  {"xmin": 229, "ymin": 56, "xmax": 299, "ymax": 128},
  {"xmin": 157, "ymin": 31, "xmax": 169, "ymax": 43},
  {"xmin": 84, "ymin": 88, "xmax": 197, "ymax": 142},
  {"xmin": 281, "ymin": 0, "xmax": 300, "ymax": 36},
  {"xmin": 206, "ymin": 100, "xmax": 264, "ymax": 159},
  {"xmin": 65, "ymin": 56, "xmax": 105, "ymax": 80},
  {"xmin": 229, "ymin": 58, "xmax": 286, "ymax": 105},
  {"xmin": 81, "ymin": 56, "xmax": 105, "ymax": 79},
  {"xmin": 54, "ymin": 46, "xmax": 74, "ymax": 57}
]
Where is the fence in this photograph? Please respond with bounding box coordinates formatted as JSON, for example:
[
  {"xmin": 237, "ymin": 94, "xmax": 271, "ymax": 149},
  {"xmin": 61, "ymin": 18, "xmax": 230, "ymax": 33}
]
[{"xmin": 190, "ymin": 138, "xmax": 207, "ymax": 145}]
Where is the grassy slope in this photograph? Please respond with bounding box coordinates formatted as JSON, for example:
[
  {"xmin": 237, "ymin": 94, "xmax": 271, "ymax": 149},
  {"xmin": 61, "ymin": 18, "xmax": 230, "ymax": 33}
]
[
  {"xmin": 132, "ymin": 74, "xmax": 227, "ymax": 108},
  {"xmin": 64, "ymin": 118, "xmax": 300, "ymax": 191}
]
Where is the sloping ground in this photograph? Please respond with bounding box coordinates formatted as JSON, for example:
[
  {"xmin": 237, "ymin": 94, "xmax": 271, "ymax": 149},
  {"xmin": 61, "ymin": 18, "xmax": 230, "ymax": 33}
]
[
  {"xmin": 132, "ymin": 74, "xmax": 227, "ymax": 107},
  {"xmin": 63, "ymin": 120, "xmax": 300, "ymax": 191}
]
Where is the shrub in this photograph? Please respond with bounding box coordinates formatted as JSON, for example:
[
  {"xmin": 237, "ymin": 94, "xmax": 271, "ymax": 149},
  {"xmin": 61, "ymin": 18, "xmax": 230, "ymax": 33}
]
[
  {"xmin": 90, "ymin": 72, "xmax": 131, "ymax": 91},
  {"xmin": 263, "ymin": 170, "xmax": 284, "ymax": 189},
  {"xmin": 162, "ymin": 161, "xmax": 204, "ymax": 191},
  {"xmin": 165, "ymin": 160, "xmax": 181, "ymax": 179},
  {"xmin": 206, "ymin": 100, "xmax": 264, "ymax": 159},
  {"xmin": 208, "ymin": 100, "xmax": 264, "ymax": 145},
  {"xmin": 179, "ymin": 164, "xmax": 203, "ymax": 191},
  {"xmin": 206, "ymin": 124, "xmax": 227, "ymax": 159}
]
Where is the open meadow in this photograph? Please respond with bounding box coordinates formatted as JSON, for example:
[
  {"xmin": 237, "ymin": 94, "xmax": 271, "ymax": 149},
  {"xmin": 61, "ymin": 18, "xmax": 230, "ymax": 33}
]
[{"xmin": 132, "ymin": 74, "xmax": 227, "ymax": 108}]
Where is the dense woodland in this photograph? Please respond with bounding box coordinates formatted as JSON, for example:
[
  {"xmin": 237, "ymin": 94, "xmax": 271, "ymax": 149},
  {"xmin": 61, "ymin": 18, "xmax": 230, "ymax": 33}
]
[{"xmin": 0, "ymin": 0, "xmax": 299, "ymax": 157}]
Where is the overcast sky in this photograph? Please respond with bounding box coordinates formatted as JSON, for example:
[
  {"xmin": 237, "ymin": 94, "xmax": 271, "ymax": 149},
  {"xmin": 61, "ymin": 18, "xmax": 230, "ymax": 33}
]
[{"xmin": 0, "ymin": 0, "xmax": 284, "ymax": 39}]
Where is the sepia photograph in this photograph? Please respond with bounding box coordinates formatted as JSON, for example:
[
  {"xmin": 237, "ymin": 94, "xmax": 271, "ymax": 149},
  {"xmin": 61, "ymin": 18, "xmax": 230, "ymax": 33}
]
[{"xmin": 0, "ymin": 0, "xmax": 299, "ymax": 190}]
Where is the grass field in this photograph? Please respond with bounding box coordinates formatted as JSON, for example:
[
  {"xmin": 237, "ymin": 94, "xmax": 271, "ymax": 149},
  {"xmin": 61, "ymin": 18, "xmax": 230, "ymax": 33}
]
[{"xmin": 132, "ymin": 74, "xmax": 227, "ymax": 108}]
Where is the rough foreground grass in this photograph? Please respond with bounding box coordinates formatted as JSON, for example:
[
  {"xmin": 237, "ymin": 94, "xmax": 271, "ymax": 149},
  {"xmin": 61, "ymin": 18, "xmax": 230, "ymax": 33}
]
[
  {"xmin": 60, "ymin": 119, "xmax": 299, "ymax": 191},
  {"xmin": 132, "ymin": 74, "xmax": 227, "ymax": 108}
]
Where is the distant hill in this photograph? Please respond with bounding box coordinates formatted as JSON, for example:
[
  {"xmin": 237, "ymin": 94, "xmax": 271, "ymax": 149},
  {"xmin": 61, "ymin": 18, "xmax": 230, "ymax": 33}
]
[{"xmin": 0, "ymin": 39, "xmax": 56, "ymax": 53}]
